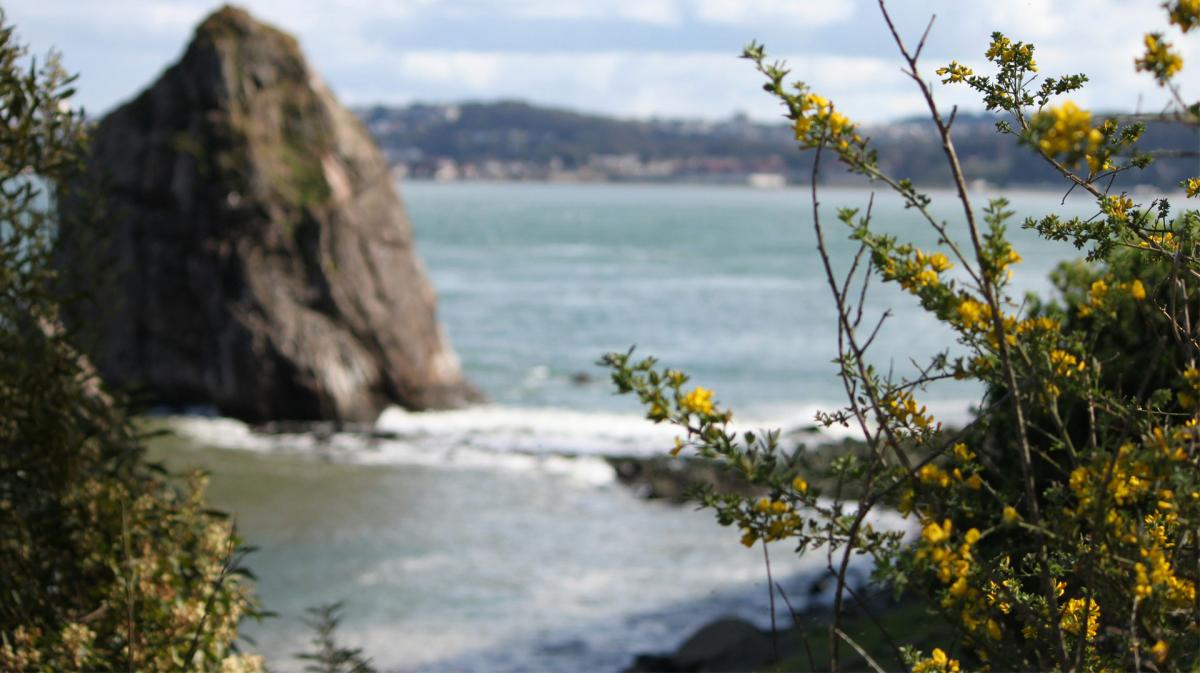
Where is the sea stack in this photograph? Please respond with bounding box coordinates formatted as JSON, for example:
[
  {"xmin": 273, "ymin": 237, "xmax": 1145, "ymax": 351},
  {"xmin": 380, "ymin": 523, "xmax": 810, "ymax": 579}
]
[{"xmin": 59, "ymin": 5, "xmax": 479, "ymax": 422}]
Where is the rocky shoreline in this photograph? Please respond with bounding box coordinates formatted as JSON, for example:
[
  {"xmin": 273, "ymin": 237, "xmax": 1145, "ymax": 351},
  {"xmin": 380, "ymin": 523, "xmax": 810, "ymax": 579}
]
[
  {"xmin": 603, "ymin": 437, "xmax": 951, "ymax": 672},
  {"xmin": 605, "ymin": 433, "xmax": 875, "ymax": 503},
  {"xmin": 623, "ymin": 591, "xmax": 946, "ymax": 673}
]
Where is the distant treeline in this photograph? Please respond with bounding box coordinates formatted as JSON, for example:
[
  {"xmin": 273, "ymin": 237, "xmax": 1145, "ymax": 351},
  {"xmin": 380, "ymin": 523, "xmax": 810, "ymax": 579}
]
[{"xmin": 357, "ymin": 100, "xmax": 1197, "ymax": 189}]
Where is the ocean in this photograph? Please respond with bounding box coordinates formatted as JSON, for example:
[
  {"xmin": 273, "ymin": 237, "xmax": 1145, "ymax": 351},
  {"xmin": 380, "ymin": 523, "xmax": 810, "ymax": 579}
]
[{"xmin": 152, "ymin": 181, "xmax": 1101, "ymax": 672}]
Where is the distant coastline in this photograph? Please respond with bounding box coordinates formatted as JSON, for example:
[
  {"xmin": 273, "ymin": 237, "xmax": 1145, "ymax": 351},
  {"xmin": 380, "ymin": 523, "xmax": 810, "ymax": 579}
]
[
  {"xmin": 358, "ymin": 100, "xmax": 1197, "ymax": 191},
  {"xmin": 398, "ymin": 176, "xmax": 1189, "ymax": 200}
]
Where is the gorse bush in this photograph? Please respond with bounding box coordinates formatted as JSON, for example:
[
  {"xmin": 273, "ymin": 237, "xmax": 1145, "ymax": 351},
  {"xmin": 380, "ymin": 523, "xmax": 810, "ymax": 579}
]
[
  {"xmin": 0, "ymin": 12, "xmax": 262, "ymax": 672},
  {"xmin": 606, "ymin": 2, "xmax": 1200, "ymax": 671}
]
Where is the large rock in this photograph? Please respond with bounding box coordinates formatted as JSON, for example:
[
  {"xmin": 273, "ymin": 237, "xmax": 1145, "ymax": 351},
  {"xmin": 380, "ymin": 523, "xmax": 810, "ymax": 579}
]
[
  {"xmin": 625, "ymin": 618, "xmax": 776, "ymax": 672},
  {"xmin": 59, "ymin": 5, "xmax": 479, "ymax": 422}
]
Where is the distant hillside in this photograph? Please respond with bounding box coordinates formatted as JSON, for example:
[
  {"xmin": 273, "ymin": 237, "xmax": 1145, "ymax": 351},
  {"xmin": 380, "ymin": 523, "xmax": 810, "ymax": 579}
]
[{"xmin": 356, "ymin": 101, "xmax": 1197, "ymax": 189}]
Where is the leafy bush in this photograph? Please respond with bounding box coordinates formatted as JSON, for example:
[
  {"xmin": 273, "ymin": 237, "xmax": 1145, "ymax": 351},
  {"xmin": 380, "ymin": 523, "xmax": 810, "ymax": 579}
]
[
  {"xmin": 606, "ymin": 2, "xmax": 1200, "ymax": 671},
  {"xmin": 0, "ymin": 12, "xmax": 261, "ymax": 672}
]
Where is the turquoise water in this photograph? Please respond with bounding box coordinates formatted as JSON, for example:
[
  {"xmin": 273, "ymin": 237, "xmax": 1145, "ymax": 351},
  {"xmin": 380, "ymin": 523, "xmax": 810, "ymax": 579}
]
[
  {"xmin": 406, "ymin": 181, "xmax": 1094, "ymax": 425},
  {"xmin": 158, "ymin": 182, "xmax": 1100, "ymax": 672}
]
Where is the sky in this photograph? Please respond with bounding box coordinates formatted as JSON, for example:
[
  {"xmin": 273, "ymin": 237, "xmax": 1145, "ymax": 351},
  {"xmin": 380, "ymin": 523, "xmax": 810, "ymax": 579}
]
[{"xmin": 3, "ymin": 0, "xmax": 1197, "ymax": 124}]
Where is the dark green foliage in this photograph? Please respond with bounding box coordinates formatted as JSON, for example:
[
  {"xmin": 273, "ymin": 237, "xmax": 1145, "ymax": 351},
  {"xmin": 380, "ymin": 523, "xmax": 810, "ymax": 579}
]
[
  {"xmin": 0, "ymin": 12, "xmax": 260, "ymax": 671},
  {"xmin": 296, "ymin": 603, "xmax": 377, "ymax": 673}
]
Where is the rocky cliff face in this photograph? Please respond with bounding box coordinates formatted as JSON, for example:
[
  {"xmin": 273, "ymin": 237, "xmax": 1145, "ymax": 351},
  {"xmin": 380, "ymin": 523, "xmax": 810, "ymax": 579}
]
[{"xmin": 60, "ymin": 5, "xmax": 479, "ymax": 422}]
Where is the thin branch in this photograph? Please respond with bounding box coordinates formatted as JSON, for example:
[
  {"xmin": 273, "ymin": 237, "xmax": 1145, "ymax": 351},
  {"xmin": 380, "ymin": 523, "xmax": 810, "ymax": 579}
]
[
  {"xmin": 762, "ymin": 541, "xmax": 780, "ymax": 666},
  {"xmin": 775, "ymin": 582, "xmax": 818, "ymax": 673},
  {"xmin": 877, "ymin": 0, "xmax": 1070, "ymax": 665},
  {"xmin": 834, "ymin": 627, "xmax": 887, "ymax": 673}
]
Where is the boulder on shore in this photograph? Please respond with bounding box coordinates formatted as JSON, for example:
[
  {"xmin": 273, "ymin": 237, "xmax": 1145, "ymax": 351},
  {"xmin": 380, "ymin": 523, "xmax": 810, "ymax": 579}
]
[
  {"xmin": 625, "ymin": 618, "xmax": 776, "ymax": 672},
  {"xmin": 59, "ymin": 4, "xmax": 480, "ymax": 422}
]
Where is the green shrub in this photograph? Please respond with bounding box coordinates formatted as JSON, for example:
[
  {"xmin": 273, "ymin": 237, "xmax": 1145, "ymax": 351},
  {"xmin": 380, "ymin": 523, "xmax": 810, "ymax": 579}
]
[
  {"xmin": 606, "ymin": 2, "xmax": 1200, "ymax": 671},
  {"xmin": 0, "ymin": 12, "xmax": 261, "ymax": 672}
]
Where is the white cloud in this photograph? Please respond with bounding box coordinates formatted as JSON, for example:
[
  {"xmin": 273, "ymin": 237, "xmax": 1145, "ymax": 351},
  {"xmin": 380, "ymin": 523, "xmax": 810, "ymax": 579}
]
[
  {"xmin": 363, "ymin": 50, "xmax": 915, "ymax": 122},
  {"xmin": 692, "ymin": 0, "xmax": 855, "ymax": 26},
  {"xmin": 499, "ymin": 0, "xmax": 683, "ymax": 25},
  {"xmin": 2, "ymin": 0, "xmax": 1197, "ymax": 122}
]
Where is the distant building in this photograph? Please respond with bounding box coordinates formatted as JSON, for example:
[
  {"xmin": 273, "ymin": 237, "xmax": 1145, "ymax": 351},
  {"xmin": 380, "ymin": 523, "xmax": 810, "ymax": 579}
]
[{"xmin": 747, "ymin": 173, "xmax": 786, "ymax": 189}]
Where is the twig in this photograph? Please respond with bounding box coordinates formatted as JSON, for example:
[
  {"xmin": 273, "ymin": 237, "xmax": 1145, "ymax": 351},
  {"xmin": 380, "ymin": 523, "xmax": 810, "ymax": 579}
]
[
  {"xmin": 834, "ymin": 627, "xmax": 887, "ymax": 673},
  {"xmin": 121, "ymin": 500, "xmax": 136, "ymax": 673},
  {"xmin": 762, "ymin": 541, "xmax": 780, "ymax": 666},
  {"xmin": 844, "ymin": 582, "xmax": 906, "ymax": 669},
  {"xmin": 775, "ymin": 582, "xmax": 817, "ymax": 673}
]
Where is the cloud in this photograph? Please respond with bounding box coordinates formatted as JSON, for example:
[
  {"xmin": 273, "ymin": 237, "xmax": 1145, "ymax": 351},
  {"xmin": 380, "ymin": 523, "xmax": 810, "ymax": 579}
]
[
  {"xmin": 358, "ymin": 50, "xmax": 922, "ymax": 122},
  {"xmin": 498, "ymin": 0, "xmax": 684, "ymax": 26},
  {"xmin": 692, "ymin": 0, "xmax": 855, "ymax": 27},
  {"xmin": 1, "ymin": 0, "xmax": 1195, "ymax": 122}
]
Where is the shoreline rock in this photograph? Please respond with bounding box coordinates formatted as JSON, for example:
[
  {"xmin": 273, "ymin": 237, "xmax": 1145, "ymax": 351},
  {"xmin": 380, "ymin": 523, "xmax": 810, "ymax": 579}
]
[
  {"xmin": 59, "ymin": 5, "xmax": 480, "ymax": 423},
  {"xmin": 606, "ymin": 454, "xmax": 767, "ymax": 502},
  {"xmin": 604, "ymin": 433, "xmax": 875, "ymax": 503},
  {"xmin": 624, "ymin": 590, "xmax": 936, "ymax": 673}
]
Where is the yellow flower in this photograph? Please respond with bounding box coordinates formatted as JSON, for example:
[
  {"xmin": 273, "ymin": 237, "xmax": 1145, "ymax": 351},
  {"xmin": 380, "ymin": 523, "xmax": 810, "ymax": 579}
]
[
  {"xmin": 1151, "ymin": 640, "xmax": 1169, "ymax": 664},
  {"xmin": 1069, "ymin": 466, "xmax": 1090, "ymax": 496},
  {"xmin": 1103, "ymin": 194, "xmax": 1133, "ymax": 219},
  {"xmin": 790, "ymin": 90, "xmax": 863, "ymax": 155},
  {"xmin": 957, "ymin": 298, "xmax": 990, "ymax": 331},
  {"xmin": 1135, "ymin": 32, "xmax": 1184, "ymax": 85},
  {"xmin": 1132, "ymin": 561, "xmax": 1152, "ymax": 597},
  {"xmin": 1140, "ymin": 231, "xmax": 1178, "ymax": 251},
  {"xmin": 1033, "ymin": 101, "xmax": 1105, "ymax": 172},
  {"xmin": 929, "ymin": 253, "xmax": 953, "ymax": 272},
  {"xmin": 680, "ymin": 387, "xmax": 714, "ymax": 415},
  {"xmin": 754, "ymin": 497, "xmax": 771, "ymax": 513},
  {"xmin": 803, "ymin": 93, "xmax": 830, "ymax": 111},
  {"xmin": 986, "ymin": 34, "xmax": 1012, "ymax": 61},
  {"xmin": 919, "ymin": 464, "xmax": 950, "ymax": 488},
  {"xmin": 1050, "ymin": 349, "xmax": 1084, "ymax": 377},
  {"xmin": 912, "ymin": 647, "xmax": 961, "ymax": 673},
  {"xmin": 915, "ymin": 269, "xmax": 939, "ymax": 288},
  {"xmin": 965, "ymin": 474, "xmax": 983, "ymax": 490},
  {"xmin": 1168, "ymin": 0, "xmax": 1200, "ymax": 31},
  {"xmin": 936, "ymin": 61, "xmax": 974, "ymax": 84},
  {"xmin": 1129, "ymin": 279, "xmax": 1146, "ymax": 301},
  {"xmin": 1059, "ymin": 597, "xmax": 1100, "ymax": 639},
  {"xmin": 985, "ymin": 34, "xmax": 1036, "ymax": 70},
  {"xmin": 922, "ymin": 519, "xmax": 952, "ymax": 545},
  {"xmin": 1002, "ymin": 506, "xmax": 1020, "ymax": 524},
  {"xmin": 793, "ymin": 117, "xmax": 812, "ymax": 139},
  {"xmin": 792, "ymin": 476, "xmax": 808, "ymax": 494},
  {"xmin": 1185, "ymin": 177, "xmax": 1200, "ymax": 198}
]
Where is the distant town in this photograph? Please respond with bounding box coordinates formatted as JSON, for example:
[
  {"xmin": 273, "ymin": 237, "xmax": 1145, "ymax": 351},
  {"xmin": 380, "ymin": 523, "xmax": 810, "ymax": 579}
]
[{"xmin": 356, "ymin": 101, "xmax": 1197, "ymax": 190}]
